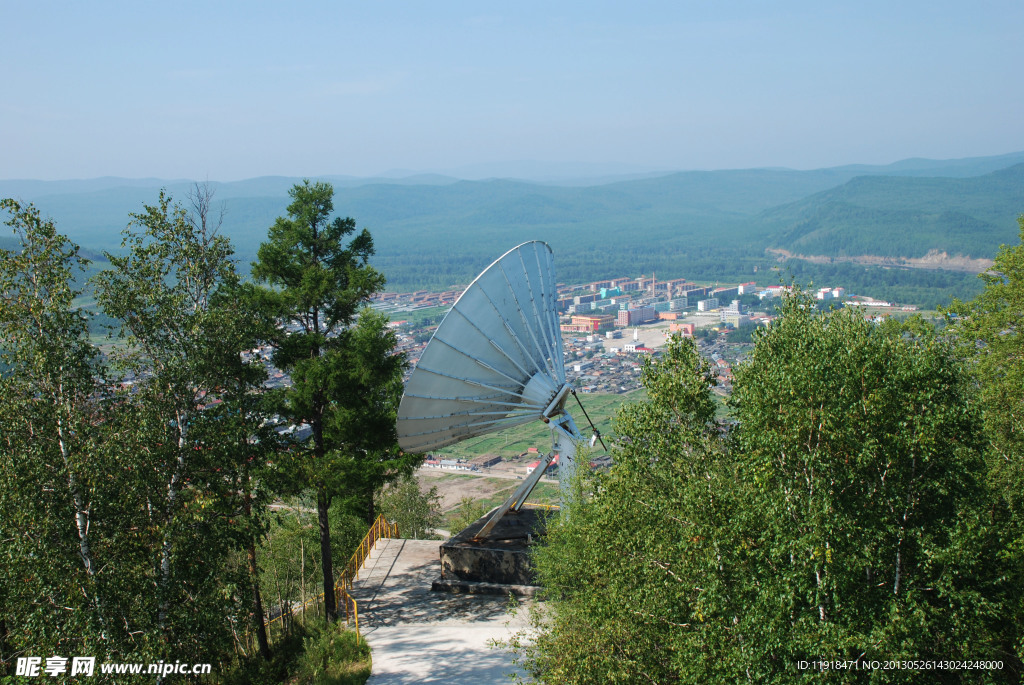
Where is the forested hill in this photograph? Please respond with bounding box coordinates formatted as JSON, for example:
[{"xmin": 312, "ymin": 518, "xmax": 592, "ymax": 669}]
[
  {"xmin": 2, "ymin": 152, "xmax": 1023, "ymax": 292},
  {"xmin": 763, "ymin": 164, "xmax": 1024, "ymax": 259}
]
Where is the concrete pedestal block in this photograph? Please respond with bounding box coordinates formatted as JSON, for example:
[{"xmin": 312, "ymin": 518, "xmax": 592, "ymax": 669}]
[{"xmin": 438, "ymin": 507, "xmax": 551, "ymax": 587}]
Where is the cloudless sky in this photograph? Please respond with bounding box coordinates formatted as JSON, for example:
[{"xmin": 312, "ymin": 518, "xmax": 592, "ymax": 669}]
[{"xmin": 2, "ymin": 1, "xmax": 1022, "ymax": 180}]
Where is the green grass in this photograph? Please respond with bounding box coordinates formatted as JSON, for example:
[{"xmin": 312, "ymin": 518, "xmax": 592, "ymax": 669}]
[
  {"xmin": 471, "ymin": 485, "xmax": 519, "ymax": 512},
  {"xmin": 527, "ymin": 482, "xmax": 561, "ymax": 505},
  {"xmin": 441, "ymin": 476, "xmax": 564, "ymax": 531},
  {"xmin": 217, "ymin": 619, "xmax": 370, "ymax": 685},
  {"xmin": 386, "ymin": 305, "xmax": 449, "ymax": 325},
  {"xmin": 294, "ymin": 623, "xmax": 372, "ymax": 685},
  {"xmin": 430, "ymin": 473, "xmax": 477, "ymax": 482},
  {"xmin": 713, "ymin": 392, "xmax": 732, "ymax": 421},
  {"xmin": 438, "ymin": 391, "xmax": 645, "ymax": 460}
]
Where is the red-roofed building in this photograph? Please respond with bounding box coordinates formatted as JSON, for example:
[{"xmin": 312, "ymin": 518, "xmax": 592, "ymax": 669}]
[{"xmin": 525, "ymin": 454, "xmax": 560, "ymax": 475}]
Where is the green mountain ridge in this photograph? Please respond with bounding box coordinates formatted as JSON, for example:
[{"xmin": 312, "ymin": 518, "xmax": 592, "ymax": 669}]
[
  {"xmin": 2, "ymin": 153, "xmax": 1022, "ymax": 295},
  {"xmin": 827, "ymin": 150, "xmax": 1024, "ymax": 177},
  {"xmin": 762, "ymin": 164, "xmax": 1024, "ymax": 259}
]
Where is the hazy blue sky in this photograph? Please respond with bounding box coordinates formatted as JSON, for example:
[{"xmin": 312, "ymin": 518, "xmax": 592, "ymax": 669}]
[{"xmin": 2, "ymin": 1, "xmax": 1022, "ymax": 180}]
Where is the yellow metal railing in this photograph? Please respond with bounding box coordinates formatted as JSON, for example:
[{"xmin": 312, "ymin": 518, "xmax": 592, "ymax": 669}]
[
  {"xmin": 340, "ymin": 513, "xmax": 399, "ymax": 589},
  {"xmin": 522, "ymin": 502, "xmax": 560, "ymax": 511},
  {"xmin": 264, "ymin": 513, "xmax": 398, "ymax": 643}
]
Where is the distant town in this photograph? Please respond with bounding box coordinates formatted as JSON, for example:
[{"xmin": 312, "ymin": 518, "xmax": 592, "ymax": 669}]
[
  {"xmin": 234, "ymin": 271, "xmax": 924, "ymax": 470},
  {"xmin": 373, "ymin": 273, "xmax": 920, "ymax": 396}
]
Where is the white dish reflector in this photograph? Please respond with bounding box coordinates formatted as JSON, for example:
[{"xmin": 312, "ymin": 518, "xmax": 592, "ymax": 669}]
[{"xmin": 397, "ymin": 241, "xmax": 566, "ymax": 453}]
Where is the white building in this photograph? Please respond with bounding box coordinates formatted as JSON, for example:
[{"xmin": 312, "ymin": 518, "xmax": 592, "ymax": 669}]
[{"xmin": 697, "ymin": 298, "xmax": 720, "ymax": 312}]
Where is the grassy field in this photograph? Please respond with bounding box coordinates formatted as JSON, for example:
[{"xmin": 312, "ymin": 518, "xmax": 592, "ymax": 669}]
[
  {"xmin": 438, "ymin": 390, "xmax": 646, "ymax": 460},
  {"xmin": 471, "ymin": 481, "xmax": 560, "ymax": 513},
  {"xmin": 427, "ymin": 392, "xmax": 648, "ymax": 525},
  {"xmin": 440, "ymin": 479, "xmax": 562, "ymax": 528},
  {"xmin": 385, "ymin": 305, "xmax": 449, "ymax": 326}
]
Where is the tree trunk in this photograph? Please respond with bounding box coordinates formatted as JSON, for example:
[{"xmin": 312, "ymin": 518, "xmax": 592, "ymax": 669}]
[
  {"xmin": 58, "ymin": 416, "xmax": 94, "ymax": 577},
  {"xmin": 247, "ymin": 542, "xmax": 271, "ymax": 660},
  {"xmin": 366, "ymin": 488, "xmax": 376, "ymax": 526},
  {"xmin": 318, "ymin": 485, "xmax": 337, "ymax": 621},
  {"xmin": 242, "ymin": 483, "xmax": 270, "ymax": 659},
  {"xmin": 56, "ymin": 409, "xmax": 106, "ymax": 631},
  {"xmin": 0, "ymin": 618, "xmax": 9, "ymax": 664},
  {"xmin": 158, "ymin": 407, "xmax": 188, "ymax": 636}
]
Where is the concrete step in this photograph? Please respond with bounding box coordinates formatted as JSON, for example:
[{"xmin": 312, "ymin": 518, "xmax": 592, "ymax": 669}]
[
  {"xmin": 351, "ymin": 537, "xmax": 529, "ymax": 684},
  {"xmin": 350, "ymin": 537, "xmax": 406, "ymax": 589}
]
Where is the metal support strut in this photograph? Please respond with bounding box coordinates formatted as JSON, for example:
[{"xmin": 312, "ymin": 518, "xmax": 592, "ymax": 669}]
[{"xmin": 474, "ymin": 384, "xmax": 588, "ymax": 540}]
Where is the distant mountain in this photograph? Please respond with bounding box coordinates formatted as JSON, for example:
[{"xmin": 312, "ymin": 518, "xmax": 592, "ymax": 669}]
[
  {"xmin": 0, "ymin": 174, "xmax": 463, "ymax": 204},
  {"xmin": 825, "ymin": 151, "xmax": 1024, "ymax": 179},
  {"xmin": 0, "ymin": 177, "xmax": 193, "ymax": 201},
  {"xmin": 0, "ymin": 235, "xmax": 20, "ymax": 253},
  {"xmin": 762, "ymin": 164, "xmax": 1024, "ymax": 259},
  {"xmin": 2, "ymin": 152, "xmax": 1022, "ymax": 291},
  {"xmin": 7, "ymin": 150, "xmax": 1021, "ymax": 198},
  {"xmin": 388, "ymin": 152, "xmax": 1024, "ymax": 183},
  {"xmin": 428, "ymin": 160, "xmax": 673, "ymax": 182},
  {"xmin": 0, "ymin": 167, "xmax": 862, "ymax": 254}
]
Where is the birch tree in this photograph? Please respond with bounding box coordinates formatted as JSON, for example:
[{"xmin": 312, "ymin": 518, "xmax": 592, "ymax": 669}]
[
  {"xmin": 729, "ymin": 296, "xmax": 1002, "ymax": 679},
  {"xmin": 0, "ymin": 200, "xmax": 111, "ymax": 660},
  {"xmin": 93, "ymin": 187, "xmax": 273, "ymax": 663}
]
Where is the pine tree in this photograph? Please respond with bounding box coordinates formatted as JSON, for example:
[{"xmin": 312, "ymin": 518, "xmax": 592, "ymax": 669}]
[{"xmin": 250, "ymin": 180, "xmax": 407, "ymax": 622}]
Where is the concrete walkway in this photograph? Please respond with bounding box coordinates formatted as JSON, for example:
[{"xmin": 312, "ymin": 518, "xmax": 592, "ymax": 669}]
[{"xmin": 351, "ymin": 537, "xmax": 530, "ymax": 684}]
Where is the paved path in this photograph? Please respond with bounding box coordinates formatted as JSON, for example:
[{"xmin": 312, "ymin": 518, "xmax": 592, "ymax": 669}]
[{"xmin": 351, "ymin": 538, "xmax": 530, "ymax": 684}]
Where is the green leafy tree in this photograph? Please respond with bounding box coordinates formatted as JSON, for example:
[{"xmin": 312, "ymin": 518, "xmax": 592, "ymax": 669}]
[
  {"xmin": 948, "ymin": 215, "xmax": 1024, "ymax": 667},
  {"xmin": 0, "ymin": 200, "xmax": 119, "ymax": 666},
  {"xmin": 250, "ymin": 180, "xmax": 408, "ymax": 622},
  {"xmin": 728, "ymin": 297, "xmax": 1006, "ymax": 680},
  {"xmin": 376, "ymin": 474, "xmax": 443, "ymax": 540},
  {"xmin": 517, "ymin": 298, "xmax": 1015, "ymax": 683},
  {"xmin": 514, "ymin": 336, "xmax": 736, "ymax": 683},
  {"xmin": 0, "ymin": 201, "xmax": 209, "ymax": 675},
  {"xmin": 208, "ymin": 293, "xmax": 280, "ymax": 661},
  {"xmin": 93, "ymin": 187, "xmax": 275, "ymax": 664}
]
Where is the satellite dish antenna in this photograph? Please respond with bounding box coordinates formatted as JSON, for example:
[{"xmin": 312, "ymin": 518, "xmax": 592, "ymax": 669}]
[{"xmin": 397, "ymin": 241, "xmax": 603, "ymax": 538}]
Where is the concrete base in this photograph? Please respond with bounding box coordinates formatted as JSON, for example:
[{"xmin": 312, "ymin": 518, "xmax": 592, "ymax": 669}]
[
  {"xmin": 430, "ymin": 578, "xmax": 541, "ymax": 597},
  {"xmin": 438, "ymin": 507, "xmax": 552, "ymax": 587}
]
